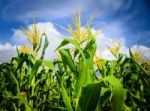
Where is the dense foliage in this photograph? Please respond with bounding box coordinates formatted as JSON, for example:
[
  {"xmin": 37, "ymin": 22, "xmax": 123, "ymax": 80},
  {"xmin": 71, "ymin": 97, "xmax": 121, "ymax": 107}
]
[{"xmin": 0, "ymin": 14, "xmax": 150, "ymax": 111}]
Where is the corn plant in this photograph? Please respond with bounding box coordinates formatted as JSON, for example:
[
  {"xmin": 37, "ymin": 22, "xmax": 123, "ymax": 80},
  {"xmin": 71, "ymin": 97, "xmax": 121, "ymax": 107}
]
[{"xmin": 0, "ymin": 13, "xmax": 150, "ymax": 111}]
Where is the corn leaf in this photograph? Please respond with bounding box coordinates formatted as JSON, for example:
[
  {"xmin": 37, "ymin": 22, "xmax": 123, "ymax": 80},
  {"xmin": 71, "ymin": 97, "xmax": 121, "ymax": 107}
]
[
  {"xmin": 104, "ymin": 76, "xmax": 125, "ymax": 111},
  {"xmin": 12, "ymin": 96, "xmax": 33, "ymax": 111},
  {"xmin": 83, "ymin": 38, "xmax": 96, "ymax": 84},
  {"xmin": 76, "ymin": 81, "xmax": 103, "ymax": 111},
  {"xmin": 56, "ymin": 73, "xmax": 73, "ymax": 111},
  {"xmin": 59, "ymin": 49, "xmax": 78, "ymax": 75},
  {"xmin": 74, "ymin": 56, "xmax": 86, "ymax": 101},
  {"xmin": 61, "ymin": 83, "xmax": 73, "ymax": 111},
  {"xmin": 56, "ymin": 38, "xmax": 83, "ymax": 55},
  {"xmin": 40, "ymin": 33, "xmax": 49, "ymax": 59},
  {"xmin": 30, "ymin": 60, "xmax": 54, "ymax": 84}
]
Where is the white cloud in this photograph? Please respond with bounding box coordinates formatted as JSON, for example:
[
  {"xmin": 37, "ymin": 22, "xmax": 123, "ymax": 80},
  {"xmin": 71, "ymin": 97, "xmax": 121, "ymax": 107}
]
[
  {"xmin": 0, "ymin": 21, "xmax": 63, "ymax": 63},
  {"xmin": 12, "ymin": 29, "xmax": 27, "ymax": 44},
  {"xmin": 0, "ymin": 43, "xmax": 17, "ymax": 63},
  {"xmin": 131, "ymin": 45, "xmax": 150, "ymax": 60},
  {"xmin": 94, "ymin": 29, "xmax": 150, "ymax": 60},
  {"xmin": 12, "ymin": 22, "xmax": 63, "ymax": 60},
  {"xmin": 95, "ymin": 30, "xmax": 126, "ymax": 60},
  {"xmin": 1, "ymin": 21, "xmax": 149, "ymax": 63},
  {"xmin": 93, "ymin": 21, "xmax": 126, "ymax": 40}
]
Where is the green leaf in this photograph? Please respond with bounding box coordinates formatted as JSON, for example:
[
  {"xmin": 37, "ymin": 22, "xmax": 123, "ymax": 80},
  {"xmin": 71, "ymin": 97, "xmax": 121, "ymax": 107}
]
[
  {"xmin": 109, "ymin": 61, "xmax": 115, "ymax": 76},
  {"xmin": 56, "ymin": 38, "xmax": 83, "ymax": 55},
  {"xmin": 129, "ymin": 48, "xmax": 133, "ymax": 57},
  {"xmin": 40, "ymin": 33, "xmax": 49, "ymax": 59},
  {"xmin": 83, "ymin": 38, "xmax": 96, "ymax": 84},
  {"xmin": 10, "ymin": 72, "xmax": 20, "ymax": 95},
  {"xmin": 74, "ymin": 57, "xmax": 86, "ymax": 101},
  {"xmin": 104, "ymin": 76, "xmax": 125, "ymax": 111},
  {"xmin": 100, "ymin": 88, "xmax": 111, "ymax": 106},
  {"xmin": 29, "ymin": 60, "xmax": 43, "ymax": 83},
  {"xmin": 12, "ymin": 96, "xmax": 33, "ymax": 111},
  {"xmin": 83, "ymin": 38, "xmax": 95, "ymax": 52},
  {"xmin": 56, "ymin": 38, "xmax": 79, "ymax": 49},
  {"xmin": 30, "ymin": 60, "xmax": 54, "ymax": 84},
  {"xmin": 43, "ymin": 60, "xmax": 55, "ymax": 71},
  {"xmin": 61, "ymin": 83, "xmax": 73, "ymax": 111},
  {"xmin": 142, "ymin": 77, "xmax": 150, "ymax": 95},
  {"xmin": 74, "ymin": 38, "xmax": 97, "ymax": 103},
  {"xmin": 56, "ymin": 73, "xmax": 73, "ymax": 111},
  {"xmin": 59, "ymin": 49, "xmax": 78, "ymax": 75},
  {"xmin": 77, "ymin": 81, "xmax": 103, "ymax": 111}
]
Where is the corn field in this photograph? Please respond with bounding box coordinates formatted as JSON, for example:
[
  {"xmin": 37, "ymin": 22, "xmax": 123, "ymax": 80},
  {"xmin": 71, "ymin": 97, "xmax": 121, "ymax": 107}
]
[{"xmin": 0, "ymin": 14, "xmax": 150, "ymax": 111}]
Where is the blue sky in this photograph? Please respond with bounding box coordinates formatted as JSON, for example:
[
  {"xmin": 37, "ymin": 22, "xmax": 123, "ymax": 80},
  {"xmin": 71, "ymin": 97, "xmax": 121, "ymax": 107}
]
[{"xmin": 0, "ymin": 0, "xmax": 150, "ymax": 47}]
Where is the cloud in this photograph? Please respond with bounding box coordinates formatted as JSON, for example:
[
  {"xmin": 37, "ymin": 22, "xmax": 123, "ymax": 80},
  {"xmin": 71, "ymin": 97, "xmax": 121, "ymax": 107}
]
[
  {"xmin": 94, "ymin": 28, "xmax": 150, "ymax": 60},
  {"xmin": 0, "ymin": 21, "xmax": 63, "ymax": 63},
  {"xmin": 95, "ymin": 29, "xmax": 127, "ymax": 60},
  {"xmin": 12, "ymin": 29, "xmax": 27, "ymax": 44},
  {"xmin": 94, "ymin": 21, "xmax": 126, "ymax": 39},
  {"xmin": 1, "ymin": 0, "xmax": 132, "ymax": 21},
  {"xmin": 94, "ymin": 0, "xmax": 124, "ymax": 13},
  {"xmin": 1, "ymin": 0, "xmax": 150, "ymax": 50},
  {"xmin": 12, "ymin": 22, "xmax": 63, "ymax": 60},
  {"xmin": 1, "ymin": 21, "xmax": 149, "ymax": 63},
  {"xmin": 92, "ymin": 20, "xmax": 149, "ymax": 47},
  {"xmin": 0, "ymin": 43, "xmax": 17, "ymax": 63},
  {"xmin": 2, "ymin": 0, "xmax": 146, "ymax": 48},
  {"xmin": 12, "ymin": 24, "xmax": 119, "ymax": 61},
  {"xmin": 1, "ymin": 0, "xmax": 91, "ymax": 21},
  {"xmin": 131, "ymin": 45, "xmax": 150, "ymax": 60},
  {"xmin": 12, "ymin": 22, "xmax": 125, "ymax": 61}
]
